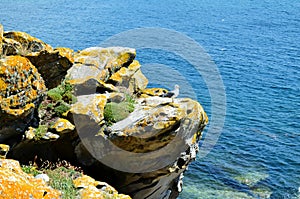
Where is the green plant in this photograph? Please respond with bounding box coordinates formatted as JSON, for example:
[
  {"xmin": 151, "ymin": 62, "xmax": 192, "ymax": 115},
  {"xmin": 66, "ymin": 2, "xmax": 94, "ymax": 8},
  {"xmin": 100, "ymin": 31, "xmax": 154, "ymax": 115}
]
[
  {"xmin": 34, "ymin": 125, "xmax": 48, "ymax": 140},
  {"xmin": 104, "ymin": 94, "xmax": 136, "ymax": 125},
  {"xmin": 45, "ymin": 167, "xmax": 81, "ymax": 199},
  {"xmin": 54, "ymin": 101, "xmax": 70, "ymax": 117},
  {"xmin": 47, "ymin": 80, "xmax": 76, "ymax": 104},
  {"xmin": 21, "ymin": 165, "xmax": 41, "ymax": 176},
  {"xmin": 47, "ymin": 87, "xmax": 64, "ymax": 101}
]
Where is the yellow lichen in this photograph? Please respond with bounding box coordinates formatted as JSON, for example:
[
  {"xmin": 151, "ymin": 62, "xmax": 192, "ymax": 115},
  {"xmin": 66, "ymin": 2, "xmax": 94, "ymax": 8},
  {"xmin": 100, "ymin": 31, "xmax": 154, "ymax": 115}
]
[
  {"xmin": 0, "ymin": 56, "xmax": 46, "ymax": 116},
  {"xmin": 73, "ymin": 175, "xmax": 131, "ymax": 199},
  {"xmin": 0, "ymin": 159, "xmax": 61, "ymax": 198},
  {"xmin": 141, "ymin": 88, "xmax": 168, "ymax": 97},
  {"xmin": 51, "ymin": 118, "xmax": 75, "ymax": 133}
]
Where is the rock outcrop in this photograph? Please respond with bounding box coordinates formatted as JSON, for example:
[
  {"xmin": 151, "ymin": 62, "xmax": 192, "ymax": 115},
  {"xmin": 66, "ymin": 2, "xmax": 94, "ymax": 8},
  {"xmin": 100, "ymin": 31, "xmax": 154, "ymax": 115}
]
[{"xmin": 0, "ymin": 25, "xmax": 208, "ymax": 199}]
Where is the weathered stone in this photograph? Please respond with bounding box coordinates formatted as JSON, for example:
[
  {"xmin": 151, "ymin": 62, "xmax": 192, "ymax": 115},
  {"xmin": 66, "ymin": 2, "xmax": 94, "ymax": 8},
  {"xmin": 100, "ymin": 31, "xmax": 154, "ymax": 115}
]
[
  {"xmin": 76, "ymin": 96, "xmax": 208, "ymax": 199},
  {"xmin": 24, "ymin": 127, "xmax": 35, "ymax": 140},
  {"xmin": 2, "ymin": 31, "xmax": 73, "ymax": 88},
  {"xmin": 42, "ymin": 132, "xmax": 60, "ymax": 140},
  {"xmin": 108, "ymin": 60, "xmax": 148, "ymax": 93},
  {"xmin": 74, "ymin": 175, "xmax": 131, "ymax": 199},
  {"xmin": 0, "ymin": 56, "xmax": 46, "ymax": 116},
  {"xmin": 70, "ymin": 94, "xmax": 107, "ymax": 123},
  {"xmin": 26, "ymin": 47, "xmax": 74, "ymax": 88},
  {"xmin": 0, "ymin": 159, "xmax": 61, "ymax": 198},
  {"xmin": 51, "ymin": 118, "xmax": 75, "ymax": 134},
  {"xmin": 140, "ymin": 87, "xmax": 168, "ymax": 97},
  {"xmin": 129, "ymin": 69, "xmax": 148, "ymax": 93},
  {"xmin": 0, "ymin": 56, "xmax": 46, "ymax": 142},
  {"xmin": 0, "ymin": 144, "xmax": 9, "ymax": 158},
  {"xmin": 67, "ymin": 47, "xmax": 136, "ymax": 95},
  {"xmin": 2, "ymin": 31, "xmax": 52, "ymax": 56}
]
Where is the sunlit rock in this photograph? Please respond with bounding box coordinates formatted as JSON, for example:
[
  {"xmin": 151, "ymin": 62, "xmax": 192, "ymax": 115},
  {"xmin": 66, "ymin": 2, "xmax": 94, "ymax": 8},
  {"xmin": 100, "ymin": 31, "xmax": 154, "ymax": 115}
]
[
  {"xmin": 51, "ymin": 118, "xmax": 75, "ymax": 134},
  {"xmin": 0, "ymin": 159, "xmax": 61, "ymax": 198},
  {"xmin": 73, "ymin": 174, "xmax": 131, "ymax": 199},
  {"xmin": 0, "ymin": 56, "xmax": 46, "ymax": 142}
]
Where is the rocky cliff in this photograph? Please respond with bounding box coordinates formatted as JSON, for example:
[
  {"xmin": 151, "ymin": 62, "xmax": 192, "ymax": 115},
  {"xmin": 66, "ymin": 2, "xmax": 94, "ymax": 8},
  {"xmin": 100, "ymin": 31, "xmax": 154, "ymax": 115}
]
[{"xmin": 0, "ymin": 24, "xmax": 208, "ymax": 199}]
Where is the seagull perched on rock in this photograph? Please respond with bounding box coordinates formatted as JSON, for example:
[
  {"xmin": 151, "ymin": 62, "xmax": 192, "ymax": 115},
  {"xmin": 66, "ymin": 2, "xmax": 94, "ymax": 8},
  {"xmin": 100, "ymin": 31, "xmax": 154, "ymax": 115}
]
[{"xmin": 161, "ymin": 84, "xmax": 180, "ymax": 99}]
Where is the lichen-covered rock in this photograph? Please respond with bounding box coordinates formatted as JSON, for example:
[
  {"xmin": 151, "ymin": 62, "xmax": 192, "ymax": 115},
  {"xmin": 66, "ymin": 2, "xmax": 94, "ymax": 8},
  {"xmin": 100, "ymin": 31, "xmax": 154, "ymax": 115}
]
[
  {"xmin": 109, "ymin": 60, "xmax": 148, "ymax": 93},
  {"xmin": 74, "ymin": 175, "xmax": 131, "ymax": 199},
  {"xmin": 0, "ymin": 56, "xmax": 46, "ymax": 116},
  {"xmin": 51, "ymin": 118, "xmax": 75, "ymax": 134},
  {"xmin": 2, "ymin": 31, "xmax": 52, "ymax": 56},
  {"xmin": 0, "ymin": 144, "xmax": 9, "ymax": 158},
  {"xmin": 0, "ymin": 55, "xmax": 46, "ymax": 142},
  {"xmin": 67, "ymin": 47, "xmax": 136, "ymax": 95},
  {"xmin": 70, "ymin": 94, "xmax": 107, "ymax": 124},
  {"xmin": 140, "ymin": 87, "xmax": 168, "ymax": 97},
  {"xmin": 0, "ymin": 159, "xmax": 61, "ymax": 198},
  {"xmin": 75, "ymin": 96, "xmax": 208, "ymax": 199},
  {"xmin": 26, "ymin": 47, "xmax": 74, "ymax": 88},
  {"xmin": 2, "ymin": 31, "xmax": 74, "ymax": 88},
  {"xmin": 0, "ymin": 26, "xmax": 209, "ymax": 199}
]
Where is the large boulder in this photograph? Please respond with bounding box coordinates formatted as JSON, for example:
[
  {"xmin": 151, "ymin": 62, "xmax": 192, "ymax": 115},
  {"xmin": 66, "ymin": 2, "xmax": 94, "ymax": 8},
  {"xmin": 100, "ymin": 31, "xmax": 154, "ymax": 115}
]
[
  {"xmin": 2, "ymin": 31, "xmax": 52, "ymax": 56},
  {"xmin": 2, "ymin": 31, "xmax": 74, "ymax": 88},
  {"xmin": 0, "ymin": 55, "xmax": 46, "ymax": 142},
  {"xmin": 75, "ymin": 96, "xmax": 207, "ymax": 199}
]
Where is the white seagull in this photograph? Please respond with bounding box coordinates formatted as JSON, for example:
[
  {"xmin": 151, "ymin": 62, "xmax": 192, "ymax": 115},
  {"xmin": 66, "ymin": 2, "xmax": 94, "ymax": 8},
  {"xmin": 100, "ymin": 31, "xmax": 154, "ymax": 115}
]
[{"xmin": 161, "ymin": 84, "xmax": 180, "ymax": 99}]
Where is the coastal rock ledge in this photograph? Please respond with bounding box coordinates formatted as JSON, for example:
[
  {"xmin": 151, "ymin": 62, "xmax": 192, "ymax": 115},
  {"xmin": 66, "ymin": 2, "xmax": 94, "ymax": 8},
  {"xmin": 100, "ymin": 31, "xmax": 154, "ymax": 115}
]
[{"xmin": 0, "ymin": 24, "xmax": 208, "ymax": 199}]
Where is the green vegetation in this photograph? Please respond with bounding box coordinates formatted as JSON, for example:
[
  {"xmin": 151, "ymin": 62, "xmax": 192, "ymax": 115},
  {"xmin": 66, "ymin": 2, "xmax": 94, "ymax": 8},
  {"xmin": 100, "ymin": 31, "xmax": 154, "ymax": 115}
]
[
  {"xmin": 44, "ymin": 80, "xmax": 77, "ymax": 117},
  {"xmin": 34, "ymin": 125, "xmax": 48, "ymax": 140},
  {"xmin": 54, "ymin": 101, "xmax": 70, "ymax": 117},
  {"xmin": 22, "ymin": 165, "xmax": 82, "ymax": 199},
  {"xmin": 47, "ymin": 80, "xmax": 76, "ymax": 104},
  {"xmin": 45, "ymin": 167, "xmax": 81, "ymax": 199},
  {"xmin": 104, "ymin": 94, "xmax": 135, "ymax": 125},
  {"xmin": 21, "ymin": 165, "xmax": 41, "ymax": 176}
]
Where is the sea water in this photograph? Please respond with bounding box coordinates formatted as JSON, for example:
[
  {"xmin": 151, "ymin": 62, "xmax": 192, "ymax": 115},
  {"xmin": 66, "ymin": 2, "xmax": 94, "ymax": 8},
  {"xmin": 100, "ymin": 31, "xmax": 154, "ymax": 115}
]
[{"xmin": 0, "ymin": 0, "xmax": 299, "ymax": 198}]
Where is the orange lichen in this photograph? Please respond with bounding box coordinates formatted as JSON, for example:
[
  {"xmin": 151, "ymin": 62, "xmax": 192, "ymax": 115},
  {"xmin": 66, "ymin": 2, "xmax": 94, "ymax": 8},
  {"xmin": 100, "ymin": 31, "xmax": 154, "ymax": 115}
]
[
  {"xmin": 4, "ymin": 31, "xmax": 53, "ymax": 55},
  {"xmin": 73, "ymin": 175, "xmax": 131, "ymax": 199},
  {"xmin": 0, "ymin": 159, "xmax": 61, "ymax": 198},
  {"xmin": 0, "ymin": 56, "xmax": 46, "ymax": 116}
]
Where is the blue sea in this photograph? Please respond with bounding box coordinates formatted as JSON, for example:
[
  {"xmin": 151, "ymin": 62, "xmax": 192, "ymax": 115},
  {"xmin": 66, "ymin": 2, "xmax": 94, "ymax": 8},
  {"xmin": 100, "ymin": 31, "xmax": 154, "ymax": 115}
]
[{"xmin": 1, "ymin": 0, "xmax": 299, "ymax": 198}]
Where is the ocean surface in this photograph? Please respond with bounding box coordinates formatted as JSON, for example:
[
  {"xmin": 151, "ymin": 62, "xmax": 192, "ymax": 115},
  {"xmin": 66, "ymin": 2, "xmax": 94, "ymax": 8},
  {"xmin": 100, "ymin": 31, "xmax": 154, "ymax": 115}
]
[{"xmin": 1, "ymin": 0, "xmax": 299, "ymax": 198}]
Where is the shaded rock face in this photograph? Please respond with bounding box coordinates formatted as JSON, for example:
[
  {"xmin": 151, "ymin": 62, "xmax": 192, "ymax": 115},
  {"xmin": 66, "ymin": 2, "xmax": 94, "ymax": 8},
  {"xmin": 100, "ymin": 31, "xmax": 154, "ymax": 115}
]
[
  {"xmin": 0, "ymin": 25, "xmax": 208, "ymax": 199},
  {"xmin": 26, "ymin": 47, "xmax": 74, "ymax": 89}
]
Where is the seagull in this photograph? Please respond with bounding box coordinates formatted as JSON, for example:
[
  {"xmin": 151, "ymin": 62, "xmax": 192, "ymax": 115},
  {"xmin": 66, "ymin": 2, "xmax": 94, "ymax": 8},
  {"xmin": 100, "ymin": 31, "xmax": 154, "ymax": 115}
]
[{"xmin": 161, "ymin": 84, "xmax": 180, "ymax": 99}]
